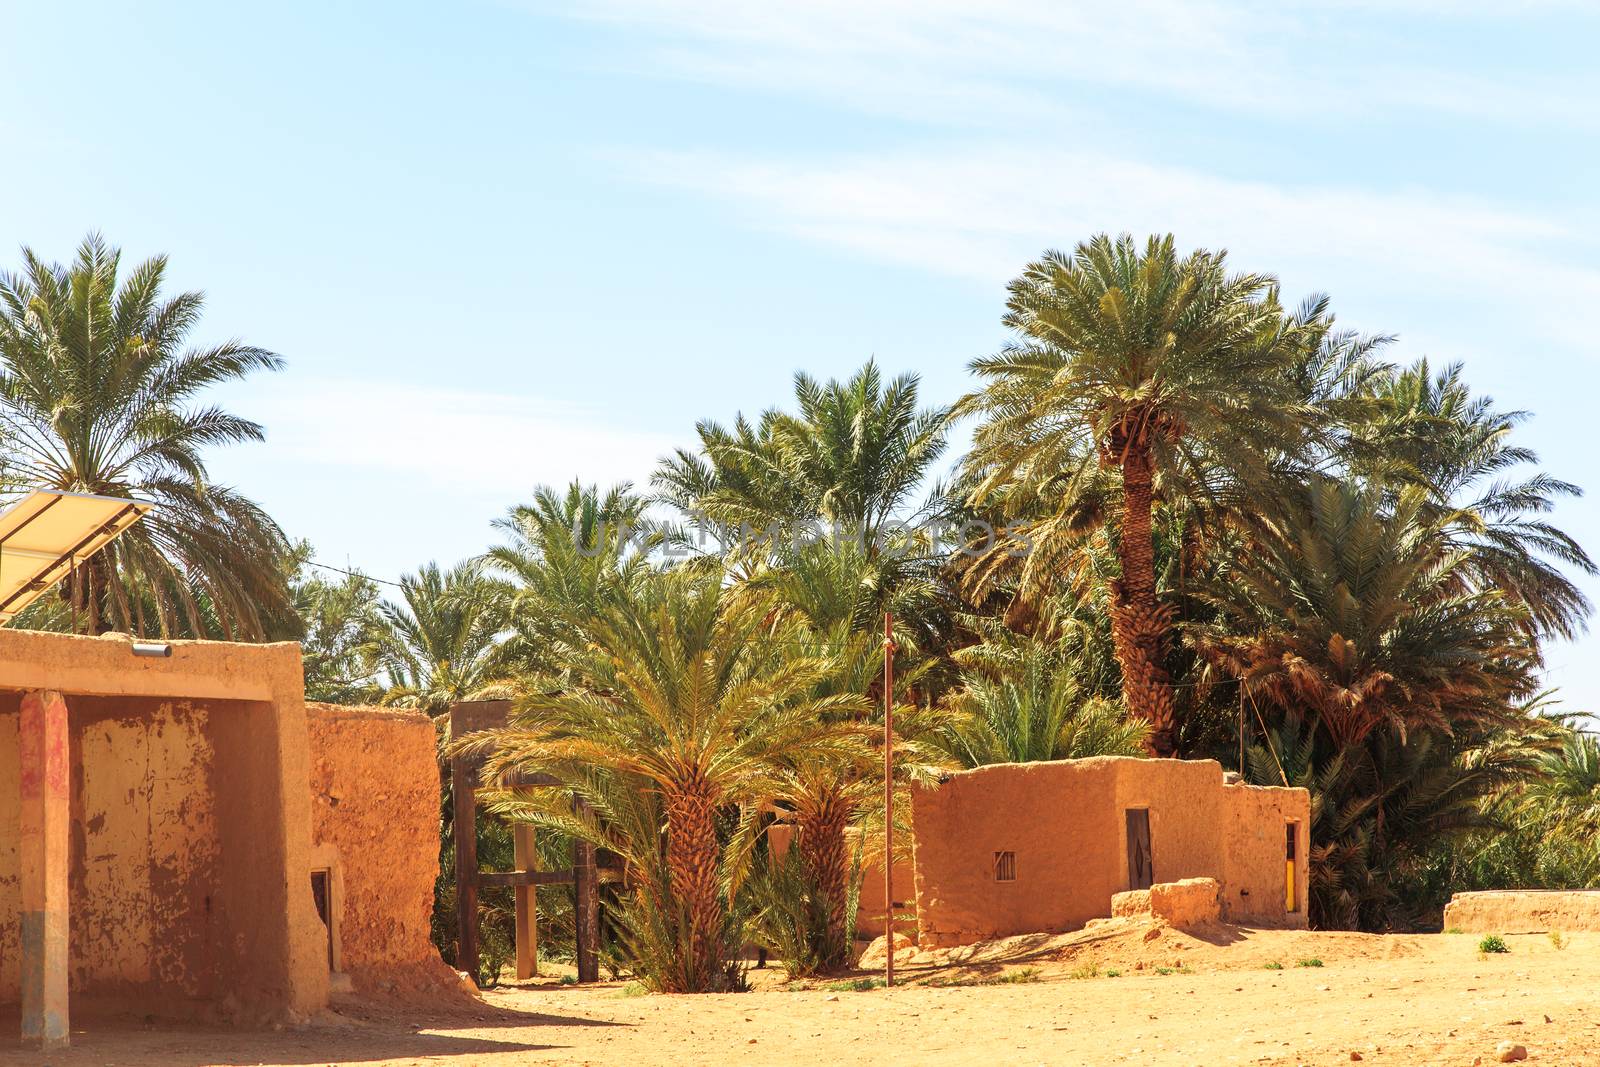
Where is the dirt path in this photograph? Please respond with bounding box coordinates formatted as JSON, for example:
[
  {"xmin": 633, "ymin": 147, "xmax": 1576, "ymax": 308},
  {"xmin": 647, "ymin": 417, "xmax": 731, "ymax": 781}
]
[{"xmin": 5, "ymin": 930, "xmax": 1599, "ymax": 1066}]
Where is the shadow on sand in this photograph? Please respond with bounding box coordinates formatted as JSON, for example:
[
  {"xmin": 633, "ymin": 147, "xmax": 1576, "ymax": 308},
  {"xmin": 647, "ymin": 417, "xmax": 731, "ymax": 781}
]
[{"xmin": 0, "ymin": 998, "xmax": 629, "ymax": 1067}]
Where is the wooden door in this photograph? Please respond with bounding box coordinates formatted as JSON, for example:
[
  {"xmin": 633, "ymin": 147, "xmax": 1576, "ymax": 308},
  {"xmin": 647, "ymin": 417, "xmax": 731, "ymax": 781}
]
[{"xmin": 1126, "ymin": 809, "xmax": 1153, "ymax": 890}]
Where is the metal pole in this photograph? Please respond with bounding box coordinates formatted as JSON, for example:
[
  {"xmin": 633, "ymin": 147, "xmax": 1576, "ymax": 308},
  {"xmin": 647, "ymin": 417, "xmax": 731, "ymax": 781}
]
[
  {"xmin": 883, "ymin": 610, "xmax": 895, "ymax": 988},
  {"xmin": 1237, "ymin": 685, "xmax": 1246, "ymax": 776}
]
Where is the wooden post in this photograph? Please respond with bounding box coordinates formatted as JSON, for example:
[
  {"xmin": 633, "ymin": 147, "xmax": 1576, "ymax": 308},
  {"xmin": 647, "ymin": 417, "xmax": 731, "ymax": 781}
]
[
  {"xmin": 573, "ymin": 797, "xmax": 600, "ymax": 983},
  {"xmin": 19, "ymin": 690, "xmax": 69, "ymax": 1051},
  {"xmin": 450, "ymin": 752, "xmax": 480, "ymax": 985},
  {"xmin": 513, "ymin": 823, "xmax": 538, "ymax": 980},
  {"xmin": 883, "ymin": 612, "xmax": 895, "ymax": 989}
]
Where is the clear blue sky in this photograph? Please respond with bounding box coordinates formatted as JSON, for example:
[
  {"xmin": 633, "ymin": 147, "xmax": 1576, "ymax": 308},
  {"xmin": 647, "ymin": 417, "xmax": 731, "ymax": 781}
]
[{"xmin": 3, "ymin": 2, "xmax": 1597, "ymax": 708}]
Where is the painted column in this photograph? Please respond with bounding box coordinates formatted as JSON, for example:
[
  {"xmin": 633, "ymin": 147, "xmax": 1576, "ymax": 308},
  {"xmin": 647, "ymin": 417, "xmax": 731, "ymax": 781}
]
[{"xmin": 19, "ymin": 689, "xmax": 69, "ymax": 1050}]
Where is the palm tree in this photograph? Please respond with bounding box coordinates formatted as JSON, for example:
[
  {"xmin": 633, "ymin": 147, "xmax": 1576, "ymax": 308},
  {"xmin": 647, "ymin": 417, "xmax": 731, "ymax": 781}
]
[
  {"xmin": 0, "ymin": 234, "xmax": 291, "ymax": 638},
  {"xmin": 376, "ymin": 561, "xmax": 509, "ymax": 717},
  {"xmin": 941, "ymin": 630, "xmax": 1147, "ymax": 766},
  {"xmin": 1349, "ymin": 358, "xmax": 1593, "ymax": 639},
  {"xmin": 956, "ymin": 234, "xmax": 1300, "ymax": 755},
  {"xmin": 1243, "ymin": 711, "xmax": 1548, "ymax": 929},
  {"xmin": 740, "ymin": 535, "xmax": 955, "ymax": 660},
  {"xmin": 287, "ymin": 546, "xmax": 384, "ymax": 704},
  {"xmin": 655, "ymin": 360, "xmax": 949, "ymax": 563},
  {"xmin": 1521, "ymin": 730, "xmax": 1600, "ymax": 832},
  {"xmin": 475, "ymin": 571, "xmax": 866, "ymax": 991},
  {"xmin": 484, "ymin": 481, "xmax": 657, "ymax": 676},
  {"xmin": 1194, "ymin": 477, "xmax": 1536, "ymax": 750}
]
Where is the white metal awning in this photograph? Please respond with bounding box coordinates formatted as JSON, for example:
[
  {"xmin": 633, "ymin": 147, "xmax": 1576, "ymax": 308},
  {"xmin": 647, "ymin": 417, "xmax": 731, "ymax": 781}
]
[{"xmin": 0, "ymin": 491, "xmax": 152, "ymax": 624}]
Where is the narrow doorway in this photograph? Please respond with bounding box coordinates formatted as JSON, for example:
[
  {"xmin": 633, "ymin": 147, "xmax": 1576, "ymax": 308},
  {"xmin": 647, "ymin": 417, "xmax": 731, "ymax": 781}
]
[
  {"xmin": 1285, "ymin": 823, "xmax": 1299, "ymax": 913},
  {"xmin": 311, "ymin": 868, "xmax": 334, "ymax": 969},
  {"xmin": 1125, "ymin": 809, "xmax": 1153, "ymax": 890}
]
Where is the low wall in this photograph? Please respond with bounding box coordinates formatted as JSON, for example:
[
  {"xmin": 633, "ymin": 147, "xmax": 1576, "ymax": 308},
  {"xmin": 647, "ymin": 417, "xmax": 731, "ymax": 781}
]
[
  {"xmin": 306, "ymin": 704, "xmax": 458, "ymax": 996},
  {"xmin": 909, "ymin": 757, "xmax": 1309, "ymax": 947},
  {"xmin": 855, "ymin": 850, "xmax": 917, "ymax": 940},
  {"xmin": 1442, "ymin": 891, "xmax": 1600, "ymax": 934}
]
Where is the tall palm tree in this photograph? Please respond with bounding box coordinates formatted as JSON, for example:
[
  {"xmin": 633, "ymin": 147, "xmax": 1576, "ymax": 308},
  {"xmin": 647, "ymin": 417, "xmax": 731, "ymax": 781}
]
[
  {"xmin": 376, "ymin": 561, "xmax": 509, "ymax": 717},
  {"xmin": 0, "ymin": 234, "xmax": 291, "ymax": 638},
  {"xmin": 476, "ymin": 571, "xmax": 866, "ymax": 991},
  {"xmin": 957, "ymin": 234, "xmax": 1300, "ymax": 755}
]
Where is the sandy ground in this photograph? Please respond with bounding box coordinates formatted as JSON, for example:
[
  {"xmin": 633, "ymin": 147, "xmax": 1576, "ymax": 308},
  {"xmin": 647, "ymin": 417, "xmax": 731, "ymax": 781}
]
[{"xmin": 5, "ymin": 924, "xmax": 1600, "ymax": 1067}]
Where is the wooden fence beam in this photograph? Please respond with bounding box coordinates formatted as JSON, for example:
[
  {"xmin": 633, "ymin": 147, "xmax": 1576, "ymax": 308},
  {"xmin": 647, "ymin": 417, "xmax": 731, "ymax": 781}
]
[
  {"xmin": 573, "ymin": 799, "xmax": 600, "ymax": 983},
  {"xmin": 513, "ymin": 823, "xmax": 538, "ymax": 981},
  {"xmin": 450, "ymin": 752, "xmax": 480, "ymax": 984}
]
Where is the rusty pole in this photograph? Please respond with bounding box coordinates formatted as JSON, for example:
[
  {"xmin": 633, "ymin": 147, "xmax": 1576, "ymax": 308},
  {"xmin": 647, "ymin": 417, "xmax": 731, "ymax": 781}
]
[{"xmin": 883, "ymin": 610, "xmax": 895, "ymax": 988}]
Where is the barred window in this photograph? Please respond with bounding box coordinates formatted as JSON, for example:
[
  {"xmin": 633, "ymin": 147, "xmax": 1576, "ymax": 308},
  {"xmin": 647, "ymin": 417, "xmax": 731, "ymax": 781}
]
[{"xmin": 994, "ymin": 850, "xmax": 1017, "ymax": 882}]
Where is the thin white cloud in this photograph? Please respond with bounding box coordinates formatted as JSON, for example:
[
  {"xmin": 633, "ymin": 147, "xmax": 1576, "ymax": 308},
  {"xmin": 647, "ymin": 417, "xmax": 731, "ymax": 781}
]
[
  {"xmin": 238, "ymin": 378, "xmax": 675, "ymax": 498},
  {"xmin": 629, "ymin": 145, "xmax": 1600, "ymax": 348},
  {"xmin": 543, "ymin": 0, "xmax": 1600, "ymax": 127}
]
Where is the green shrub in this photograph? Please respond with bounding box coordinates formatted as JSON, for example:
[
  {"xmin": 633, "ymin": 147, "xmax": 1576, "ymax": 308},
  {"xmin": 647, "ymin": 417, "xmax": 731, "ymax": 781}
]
[
  {"xmin": 824, "ymin": 977, "xmax": 885, "ymax": 992},
  {"xmin": 615, "ymin": 882, "xmax": 749, "ymax": 993},
  {"xmin": 1264, "ymin": 961, "xmax": 1284, "ymax": 970},
  {"xmin": 746, "ymin": 846, "xmax": 859, "ymax": 979},
  {"xmin": 1478, "ymin": 935, "xmax": 1508, "ymax": 954},
  {"xmin": 1295, "ymin": 958, "xmax": 1323, "ymax": 968},
  {"xmin": 1549, "ymin": 930, "xmax": 1568, "ymax": 951}
]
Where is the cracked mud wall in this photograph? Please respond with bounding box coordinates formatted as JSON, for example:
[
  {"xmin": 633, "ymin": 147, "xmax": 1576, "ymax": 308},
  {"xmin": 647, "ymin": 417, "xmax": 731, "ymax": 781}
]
[
  {"xmin": 1, "ymin": 695, "xmax": 223, "ymax": 1011},
  {"xmin": 306, "ymin": 704, "xmax": 456, "ymax": 994}
]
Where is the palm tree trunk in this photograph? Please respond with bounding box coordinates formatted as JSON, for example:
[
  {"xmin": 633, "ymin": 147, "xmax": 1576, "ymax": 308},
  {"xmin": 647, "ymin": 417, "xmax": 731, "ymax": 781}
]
[
  {"xmin": 1110, "ymin": 444, "xmax": 1178, "ymax": 757},
  {"xmin": 798, "ymin": 791, "xmax": 851, "ymax": 971},
  {"xmin": 61, "ymin": 555, "xmax": 110, "ymax": 635},
  {"xmin": 85, "ymin": 554, "xmax": 111, "ymax": 635},
  {"xmin": 664, "ymin": 773, "xmax": 724, "ymax": 991}
]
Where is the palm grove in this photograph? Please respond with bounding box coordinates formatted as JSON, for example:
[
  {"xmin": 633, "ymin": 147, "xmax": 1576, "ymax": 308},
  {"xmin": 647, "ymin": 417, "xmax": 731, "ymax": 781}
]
[{"xmin": 2, "ymin": 234, "xmax": 1596, "ymax": 991}]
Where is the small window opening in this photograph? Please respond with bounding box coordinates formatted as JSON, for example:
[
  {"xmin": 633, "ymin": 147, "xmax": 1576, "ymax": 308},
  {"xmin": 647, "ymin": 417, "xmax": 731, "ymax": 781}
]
[{"xmin": 994, "ymin": 850, "xmax": 1017, "ymax": 882}]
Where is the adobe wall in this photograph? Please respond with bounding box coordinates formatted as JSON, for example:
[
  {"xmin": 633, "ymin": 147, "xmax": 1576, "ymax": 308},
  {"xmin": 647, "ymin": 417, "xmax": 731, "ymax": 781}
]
[
  {"xmin": 1442, "ymin": 890, "xmax": 1600, "ymax": 934},
  {"xmin": 1221, "ymin": 779, "xmax": 1310, "ymax": 926},
  {"xmin": 909, "ymin": 757, "xmax": 1309, "ymax": 947},
  {"xmin": 0, "ymin": 630, "xmax": 327, "ymax": 1022},
  {"xmin": 854, "ymin": 849, "xmax": 917, "ymax": 940},
  {"xmin": 305, "ymin": 703, "xmax": 459, "ymax": 995},
  {"xmin": 911, "ymin": 759, "xmax": 1124, "ymax": 946}
]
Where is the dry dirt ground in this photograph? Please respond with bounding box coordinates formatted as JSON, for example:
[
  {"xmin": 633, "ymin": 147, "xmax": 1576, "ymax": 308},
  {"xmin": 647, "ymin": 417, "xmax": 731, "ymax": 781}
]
[{"xmin": 6, "ymin": 923, "xmax": 1600, "ymax": 1067}]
